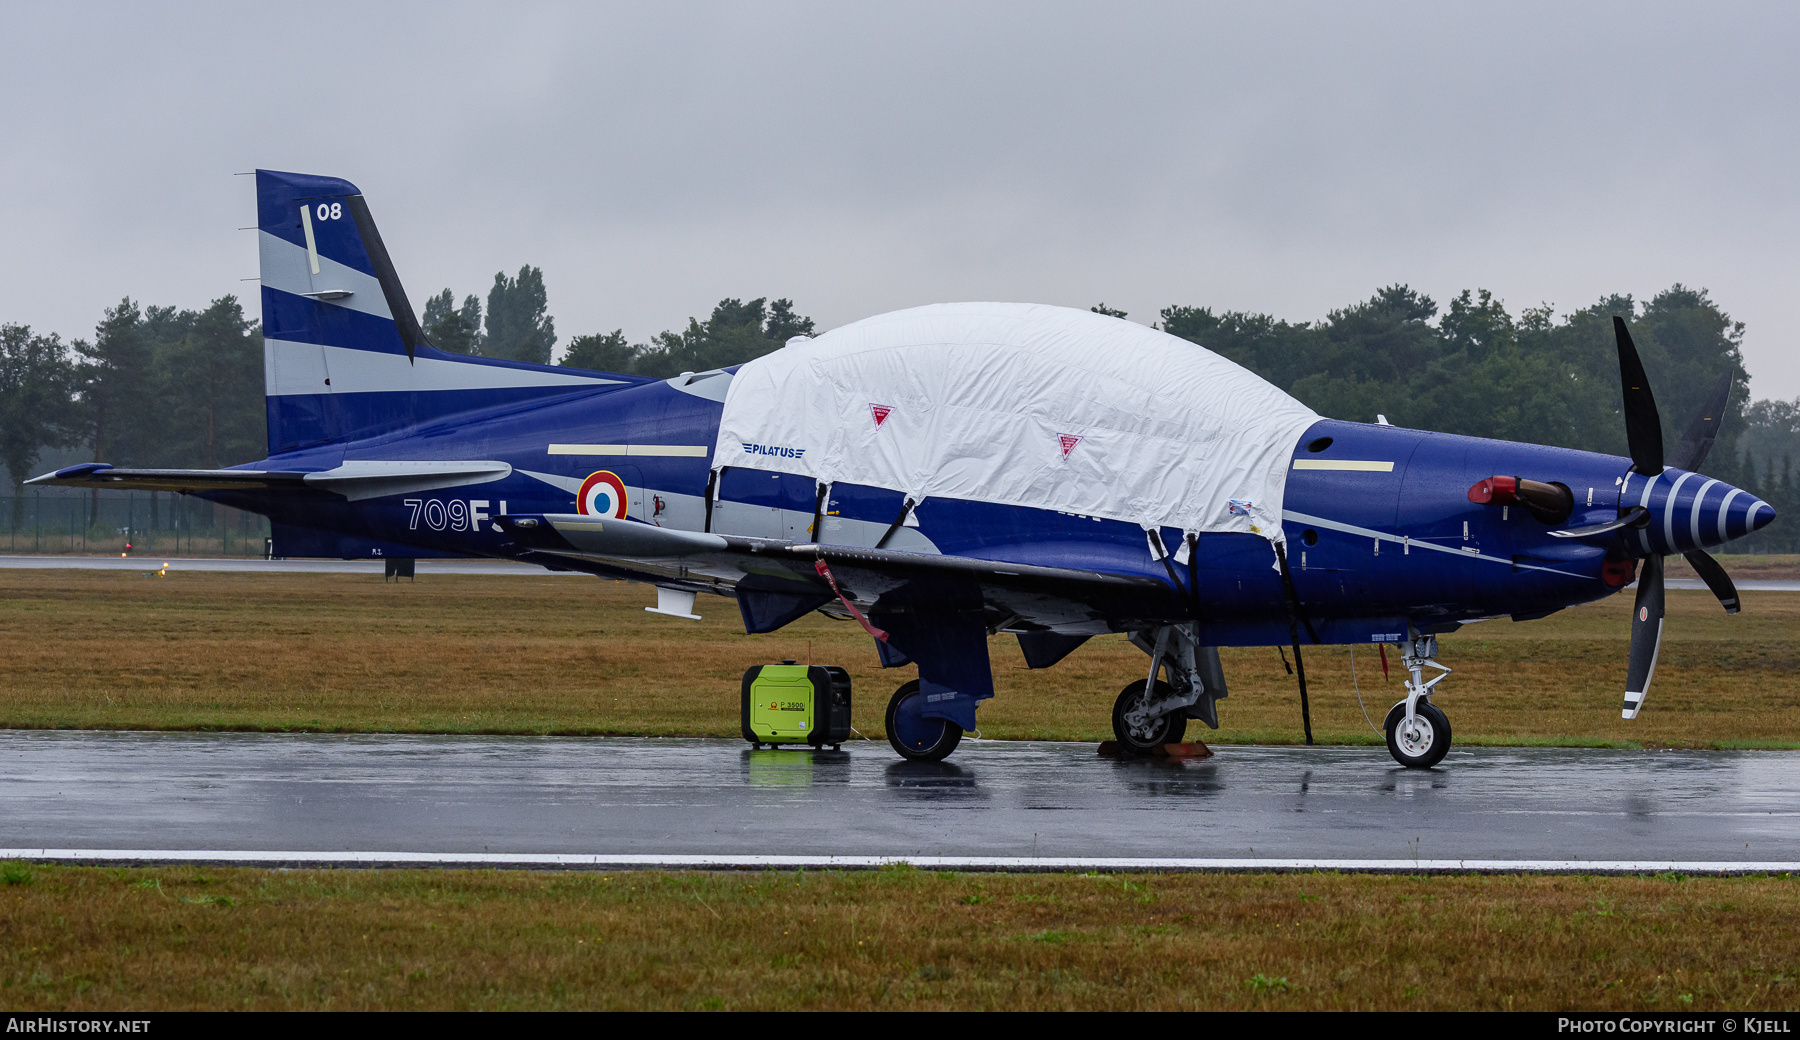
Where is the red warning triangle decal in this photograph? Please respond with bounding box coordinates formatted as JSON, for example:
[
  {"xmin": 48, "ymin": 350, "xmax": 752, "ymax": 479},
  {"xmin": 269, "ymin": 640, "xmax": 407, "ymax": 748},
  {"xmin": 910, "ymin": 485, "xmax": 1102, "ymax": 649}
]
[
  {"xmin": 1059, "ymin": 434, "xmax": 1081, "ymax": 458},
  {"xmin": 871, "ymin": 404, "xmax": 892, "ymax": 428}
]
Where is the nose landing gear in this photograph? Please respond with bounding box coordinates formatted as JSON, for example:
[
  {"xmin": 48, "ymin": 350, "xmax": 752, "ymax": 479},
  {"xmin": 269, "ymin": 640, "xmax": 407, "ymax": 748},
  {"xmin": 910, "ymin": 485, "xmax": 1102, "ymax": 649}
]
[{"xmin": 1385, "ymin": 633, "xmax": 1453, "ymax": 768}]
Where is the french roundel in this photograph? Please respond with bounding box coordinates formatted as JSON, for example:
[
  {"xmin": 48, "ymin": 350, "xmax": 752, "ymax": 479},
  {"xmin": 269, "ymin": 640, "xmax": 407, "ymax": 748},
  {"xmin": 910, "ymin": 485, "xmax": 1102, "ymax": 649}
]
[{"xmin": 577, "ymin": 470, "xmax": 629, "ymax": 519}]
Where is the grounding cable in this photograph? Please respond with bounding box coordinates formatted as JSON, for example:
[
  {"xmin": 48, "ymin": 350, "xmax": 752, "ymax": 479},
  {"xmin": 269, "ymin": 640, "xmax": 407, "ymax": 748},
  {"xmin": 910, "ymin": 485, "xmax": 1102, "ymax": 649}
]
[{"xmin": 1349, "ymin": 646, "xmax": 1384, "ymax": 738}]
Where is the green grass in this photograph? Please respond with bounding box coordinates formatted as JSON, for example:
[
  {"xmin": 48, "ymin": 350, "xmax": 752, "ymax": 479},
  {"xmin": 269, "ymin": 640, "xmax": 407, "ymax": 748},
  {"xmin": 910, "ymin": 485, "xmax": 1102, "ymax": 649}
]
[
  {"xmin": 2, "ymin": 863, "xmax": 1797, "ymax": 1011},
  {"xmin": 1, "ymin": 569, "xmax": 1797, "ymax": 748}
]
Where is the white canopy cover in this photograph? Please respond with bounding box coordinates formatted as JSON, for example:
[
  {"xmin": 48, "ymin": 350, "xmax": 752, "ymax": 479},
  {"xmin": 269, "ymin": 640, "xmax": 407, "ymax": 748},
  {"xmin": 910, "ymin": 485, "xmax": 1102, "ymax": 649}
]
[{"xmin": 712, "ymin": 303, "xmax": 1320, "ymax": 546}]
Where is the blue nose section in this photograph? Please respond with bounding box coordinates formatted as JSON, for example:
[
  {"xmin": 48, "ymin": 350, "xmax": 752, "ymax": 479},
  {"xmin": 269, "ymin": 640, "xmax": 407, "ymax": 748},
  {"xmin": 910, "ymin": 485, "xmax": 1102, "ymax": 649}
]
[{"xmin": 1621, "ymin": 468, "xmax": 1776, "ymax": 555}]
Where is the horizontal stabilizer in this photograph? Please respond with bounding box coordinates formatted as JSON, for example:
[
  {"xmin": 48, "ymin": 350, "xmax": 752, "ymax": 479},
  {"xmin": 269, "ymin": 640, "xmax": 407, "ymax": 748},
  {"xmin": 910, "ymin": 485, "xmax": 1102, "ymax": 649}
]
[
  {"xmin": 25, "ymin": 464, "xmax": 306, "ymax": 493},
  {"xmin": 28, "ymin": 460, "xmax": 512, "ymax": 501}
]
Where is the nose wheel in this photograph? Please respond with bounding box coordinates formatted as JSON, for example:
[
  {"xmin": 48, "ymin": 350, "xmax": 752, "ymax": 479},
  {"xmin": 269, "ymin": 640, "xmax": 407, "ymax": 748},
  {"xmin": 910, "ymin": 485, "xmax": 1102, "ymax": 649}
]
[{"xmin": 1383, "ymin": 699, "xmax": 1451, "ymax": 768}]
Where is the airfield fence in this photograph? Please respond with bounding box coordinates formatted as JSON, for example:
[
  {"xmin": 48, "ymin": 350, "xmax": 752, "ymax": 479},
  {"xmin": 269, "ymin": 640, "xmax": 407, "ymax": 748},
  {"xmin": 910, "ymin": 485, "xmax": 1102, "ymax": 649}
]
[{"xmin": 0, "ymin": 492, "xmax": 271, "ymax": 557}]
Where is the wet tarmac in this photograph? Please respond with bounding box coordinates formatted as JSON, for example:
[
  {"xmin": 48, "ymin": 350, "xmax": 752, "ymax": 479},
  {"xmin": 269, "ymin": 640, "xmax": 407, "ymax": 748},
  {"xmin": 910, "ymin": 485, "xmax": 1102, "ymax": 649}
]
[{"xmin": 2, "ymin": 732, "xmax": 1796, "ymax": 871}]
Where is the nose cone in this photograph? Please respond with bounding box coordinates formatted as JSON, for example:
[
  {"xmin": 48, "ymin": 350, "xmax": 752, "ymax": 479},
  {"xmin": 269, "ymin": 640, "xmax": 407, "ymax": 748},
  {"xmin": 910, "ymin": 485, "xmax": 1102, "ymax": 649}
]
[{"xmin": 1622, "ymin": 468, "xmax": 1776, "ymax": 555}]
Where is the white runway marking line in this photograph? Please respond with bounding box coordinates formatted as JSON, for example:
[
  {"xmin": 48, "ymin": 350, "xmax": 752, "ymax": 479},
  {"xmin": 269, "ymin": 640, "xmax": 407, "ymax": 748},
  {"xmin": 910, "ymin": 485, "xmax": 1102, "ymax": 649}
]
[{"xmin": 3, "ymin": 850, "xmax": 1797, "ymax": 875}]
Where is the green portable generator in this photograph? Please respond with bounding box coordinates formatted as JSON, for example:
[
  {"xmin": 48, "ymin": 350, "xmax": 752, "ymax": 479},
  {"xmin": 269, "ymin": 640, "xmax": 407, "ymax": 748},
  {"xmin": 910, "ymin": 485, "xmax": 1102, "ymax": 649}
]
[{"xmin": 741, "ymin": 662, "xmax": 852, "ymax": 749}]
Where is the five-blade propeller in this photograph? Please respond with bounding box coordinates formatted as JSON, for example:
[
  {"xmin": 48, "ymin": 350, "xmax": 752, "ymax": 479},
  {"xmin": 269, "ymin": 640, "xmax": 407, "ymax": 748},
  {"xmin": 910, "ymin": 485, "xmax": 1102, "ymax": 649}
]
[
  {"xmin": 1623, "ymin": 554, "xmax": 1665, "ymax": 719},
  {"xmin": 1614, "ymin": 316, "xmax": 1665, "ymax": 475},
  {"xmin": 1610, "ymin": 318, "xmax": 1740, "ymax": 720},
  {"xmin": 1670, "ymin": 371, "xmax": 1733, "ymax": 474}
]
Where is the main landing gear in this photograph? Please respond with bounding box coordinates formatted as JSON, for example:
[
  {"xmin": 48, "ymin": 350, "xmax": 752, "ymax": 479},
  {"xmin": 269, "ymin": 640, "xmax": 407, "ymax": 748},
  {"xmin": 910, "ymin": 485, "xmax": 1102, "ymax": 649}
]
[
  {"xmin": 1112, "ymin": 680, "xmax": 1188, "ymax": 753},
  {"xmin": 1110, "ymin": 623, "xmax": 1226, "ymax": 756},
  {"xmin": 885, "ymin": 680, "xmax": 963, "ymax": 762},
  {"xmin": 1384, "ymin": 633, "xmax": 1453, "ymax": 769}
]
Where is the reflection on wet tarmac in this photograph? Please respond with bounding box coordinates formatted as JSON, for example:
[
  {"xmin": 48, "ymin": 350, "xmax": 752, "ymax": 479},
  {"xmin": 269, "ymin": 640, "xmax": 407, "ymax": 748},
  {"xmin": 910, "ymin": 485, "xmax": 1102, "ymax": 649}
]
[
  {"xmin": 741, "ymin": 748, "xmax": 851, "ymax": 789},
  {"xmin": 1101, "ymin": 756, "xmax": 1228, "ymax": 799},
  {"xmin": 883, "ymin": 761, "xmax": 987, "ymax": 804},
  {"xmin": 1379, "ymin": 771, "xmax": 1452, "ymax": 800},
  {"xmin": 1, "ymin": 733, "xmax": 1796, "ymax": 862}
]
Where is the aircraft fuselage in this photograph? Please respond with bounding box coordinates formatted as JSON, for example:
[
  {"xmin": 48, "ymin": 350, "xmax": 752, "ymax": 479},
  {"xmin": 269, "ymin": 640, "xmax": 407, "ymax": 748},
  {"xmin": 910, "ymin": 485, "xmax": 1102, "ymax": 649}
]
[{"xmin": 205, "ymin": 373, "xmax": 1762, "ymax": 647}]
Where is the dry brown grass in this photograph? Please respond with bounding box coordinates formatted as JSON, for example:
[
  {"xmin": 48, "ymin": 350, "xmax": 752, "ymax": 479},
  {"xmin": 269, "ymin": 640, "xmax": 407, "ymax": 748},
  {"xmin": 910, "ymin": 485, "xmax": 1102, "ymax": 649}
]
[
  {"xmin": 0, "ymin": 569, "xmax": 1796, "ymax": 747},
  {"xmin": 0, "ymin": 863, "xmax": 1796, "ymax": 1010}
]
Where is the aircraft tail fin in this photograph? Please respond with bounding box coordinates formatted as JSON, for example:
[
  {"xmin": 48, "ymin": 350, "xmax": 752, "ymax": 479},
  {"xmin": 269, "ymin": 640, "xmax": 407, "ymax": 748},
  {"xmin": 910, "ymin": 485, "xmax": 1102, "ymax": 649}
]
[{"xmin": 255, "ymin": 170, "xmax": 634, "ymax": 456}]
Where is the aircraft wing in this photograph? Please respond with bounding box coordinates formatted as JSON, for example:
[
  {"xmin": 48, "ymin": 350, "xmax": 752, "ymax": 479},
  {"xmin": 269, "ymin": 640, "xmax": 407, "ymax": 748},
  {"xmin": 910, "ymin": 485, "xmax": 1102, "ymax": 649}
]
[{"xmin": 499, "ymin": 512, "xmax": 1181, "ymax": 633}]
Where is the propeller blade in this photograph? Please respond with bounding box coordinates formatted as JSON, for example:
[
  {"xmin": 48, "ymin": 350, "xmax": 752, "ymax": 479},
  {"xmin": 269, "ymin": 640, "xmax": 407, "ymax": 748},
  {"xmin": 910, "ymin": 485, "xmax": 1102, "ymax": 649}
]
[
  {"xmin": 1622, "ymin": 554, "xmax": 1665, "ymax": 720},
  {"xmin": 1548, "ymin": 504, "xmax": 1649, "ymax": 539},
  {"xmin": 1683, "ymin": 549, "xmax": 1741, "ymax": 614},
  {"xmin": 1668, "ymin": 370, "xmax": 1733, "ymax": 473},
  {"xmin": 1614, "ymin": 316, "xmax": 1664, "ymax": 475}
]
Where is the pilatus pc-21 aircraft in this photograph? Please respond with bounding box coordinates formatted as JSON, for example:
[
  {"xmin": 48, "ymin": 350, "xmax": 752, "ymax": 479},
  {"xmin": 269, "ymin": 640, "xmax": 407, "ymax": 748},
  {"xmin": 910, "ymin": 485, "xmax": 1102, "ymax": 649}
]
[{"xmin": 33, "ymin": 170, "xmax": 1776, "ymax": 769}]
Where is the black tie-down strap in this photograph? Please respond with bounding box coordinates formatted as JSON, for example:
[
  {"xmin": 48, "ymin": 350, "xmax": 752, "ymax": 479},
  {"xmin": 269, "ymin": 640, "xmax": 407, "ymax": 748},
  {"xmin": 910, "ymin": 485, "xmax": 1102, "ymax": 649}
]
[{"xmin": 1274, "ymin": 541, "xmax": 1316, "ymax": 746}]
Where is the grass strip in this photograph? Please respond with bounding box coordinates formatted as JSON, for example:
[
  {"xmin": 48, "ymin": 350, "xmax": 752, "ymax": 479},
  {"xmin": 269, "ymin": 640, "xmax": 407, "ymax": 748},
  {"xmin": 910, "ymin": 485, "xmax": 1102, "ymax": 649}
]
[
  {"xmin": 1, "ymin": 570, "xmax": 1797, "ymax": 747},
  {"xmin": 1, "ymin": 862, "xmax": 1796, "ymax": 1011}
]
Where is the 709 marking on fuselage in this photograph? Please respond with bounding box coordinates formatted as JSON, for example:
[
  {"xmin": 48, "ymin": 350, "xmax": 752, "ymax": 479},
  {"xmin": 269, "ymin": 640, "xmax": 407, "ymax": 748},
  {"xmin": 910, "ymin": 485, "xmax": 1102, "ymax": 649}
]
[{"xmin": 403, "ymin": 498, "xmax": 507, "ymax": 534}]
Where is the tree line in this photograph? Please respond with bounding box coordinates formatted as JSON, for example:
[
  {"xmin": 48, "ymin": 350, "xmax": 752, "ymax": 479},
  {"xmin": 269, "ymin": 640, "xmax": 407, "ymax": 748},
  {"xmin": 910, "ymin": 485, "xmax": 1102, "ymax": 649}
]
[
  {"xmin": 421, "ymin": 267, "xmax": 815, "ymax": 378},
  {"xmin": 0, "ymin": 296, "xmax": 261, "ymax": 529},
  {"xmin": 2, "ymin": 273, "xmax": 1795, "ymax": 550}
]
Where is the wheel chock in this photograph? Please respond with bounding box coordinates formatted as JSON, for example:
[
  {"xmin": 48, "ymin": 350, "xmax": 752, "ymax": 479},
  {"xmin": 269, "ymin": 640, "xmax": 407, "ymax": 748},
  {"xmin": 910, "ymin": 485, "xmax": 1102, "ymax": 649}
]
[{"xmin": 1097, "ymin": 741, "xmax": 1214, "ymax": 759}]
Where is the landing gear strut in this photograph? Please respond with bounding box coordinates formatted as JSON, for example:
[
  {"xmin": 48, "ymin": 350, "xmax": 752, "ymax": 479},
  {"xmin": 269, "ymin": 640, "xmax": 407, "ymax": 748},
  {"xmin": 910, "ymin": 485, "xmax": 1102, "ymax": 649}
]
[
  {"xmin": 1385, "ymin": 633, "xmax": 1453, "ymax": 768},
  {"xmin": 885, "ymin": 680, "xmax": 963, "ymax": 762}
]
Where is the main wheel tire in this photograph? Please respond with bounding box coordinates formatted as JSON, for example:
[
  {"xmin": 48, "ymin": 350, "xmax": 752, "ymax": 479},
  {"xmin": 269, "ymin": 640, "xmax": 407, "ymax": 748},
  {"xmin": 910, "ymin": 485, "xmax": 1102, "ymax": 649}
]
[
  {"xmin": 886, "ymin": 680, "xmax": 964, "ymax": 762},
  {"xmin": 1384, "ymin": 699, "xmax": 1451, "ymax": 769},
  {"xmin": 1111, "ymin": 679, "xmax": 1189, "ymax": 755}
]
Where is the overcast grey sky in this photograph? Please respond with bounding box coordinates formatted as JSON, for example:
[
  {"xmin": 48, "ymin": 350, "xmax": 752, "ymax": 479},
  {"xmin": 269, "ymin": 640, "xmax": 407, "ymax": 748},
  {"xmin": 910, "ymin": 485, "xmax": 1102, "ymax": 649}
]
[{"xmin": 3, "ymin": 2, "xmax": 1796, "ymax": 397}]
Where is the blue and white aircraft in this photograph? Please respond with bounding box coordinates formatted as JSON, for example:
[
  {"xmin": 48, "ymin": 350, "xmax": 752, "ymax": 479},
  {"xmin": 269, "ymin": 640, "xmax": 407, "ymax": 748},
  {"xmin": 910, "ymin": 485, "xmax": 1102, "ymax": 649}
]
[{"xmin": 32, "ymin": 170, "xmax": 1776, "ymax": 769}]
